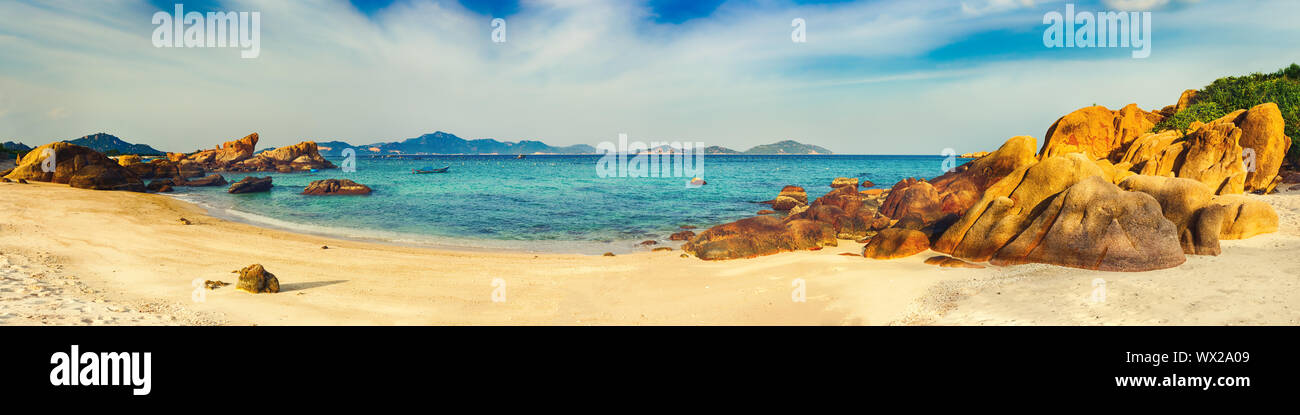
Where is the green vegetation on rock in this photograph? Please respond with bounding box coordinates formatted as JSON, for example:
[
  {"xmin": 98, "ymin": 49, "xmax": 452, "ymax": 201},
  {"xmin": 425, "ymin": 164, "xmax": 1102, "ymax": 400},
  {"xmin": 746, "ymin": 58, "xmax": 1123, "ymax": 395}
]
[{"xmin": 1155, "ymin": 63, "xmax": 1300, "ymax": 161}]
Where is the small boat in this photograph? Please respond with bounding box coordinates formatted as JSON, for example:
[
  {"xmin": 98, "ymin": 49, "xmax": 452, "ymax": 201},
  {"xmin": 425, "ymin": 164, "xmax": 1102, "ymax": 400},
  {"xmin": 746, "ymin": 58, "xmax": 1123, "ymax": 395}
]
[
  {"xmin": 515, "ymin": 154, "xmax": 526, "ymax": 159},
  {"xmin": 412, "ymin": 166, "xmax": 450, "ymax": 174}
]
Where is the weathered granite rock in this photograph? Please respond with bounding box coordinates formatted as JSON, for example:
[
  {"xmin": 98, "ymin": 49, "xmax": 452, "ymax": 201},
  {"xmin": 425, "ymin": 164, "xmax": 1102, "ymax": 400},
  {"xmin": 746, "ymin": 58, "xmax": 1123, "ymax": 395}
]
[
  {"xmin": 302, "ymin": 179, "xmax": 372, "ymax": 195},
  {"xmin": 934, "ymin": 153, "xmax": 1105, "ymax": 261},
  {"xmin": 683, "ymin": 216, "xmax": 836, "ymax": 260},
  {"xmin": 990, "ymin": 176, "xmax": 1185, "ymax": 271},
  {"xmin": 235, "ymin": 264, "xmax": 280, "ymax": 294},
  {"xmin": 1235, "ymin": 103, "xmax": 1291, "ymax": 192},
  {"xmin": 2, "ymin": 142, "xmax": 146, "ymax": 192},
  {"xmin": 227, "ymin": 176, "xmax": 272, "ymax": 194},
  {"xmin": 1038, "ymin": 104, "xmax": 1158, "ymax": 161},
  {"xmin": 1117, "ymin": 175, "xmax": 1224, "ymax": 255},
  {"xmin": 862, "ymin": 228, "xmax": 930, "ymax": 260},
  {"xmin": 1210, "ymin": 194, "xmax": 1279, "ymax": 239},
  {"xmin": 178, "ymin": 173, "xmax": 227, "ymax": 187}
]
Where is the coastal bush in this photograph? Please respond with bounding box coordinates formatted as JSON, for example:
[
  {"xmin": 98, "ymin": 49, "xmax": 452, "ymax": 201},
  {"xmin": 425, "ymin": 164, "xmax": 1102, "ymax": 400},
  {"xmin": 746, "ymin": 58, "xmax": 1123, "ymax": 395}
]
[
  {"xmin": 1154, "ymin": 102, "xmax": 1226, "ymax": 134},
  {"xmin": 1154, "ymin": 63, "xmax": 1300, "ymax": 162}
]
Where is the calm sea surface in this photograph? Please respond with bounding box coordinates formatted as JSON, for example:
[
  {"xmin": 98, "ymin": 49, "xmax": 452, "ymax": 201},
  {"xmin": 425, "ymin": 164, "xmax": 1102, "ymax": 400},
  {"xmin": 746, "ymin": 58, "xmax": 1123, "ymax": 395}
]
[{"xmin": 169, "ymin": 155, "xmax": 965, "ymax": 254}]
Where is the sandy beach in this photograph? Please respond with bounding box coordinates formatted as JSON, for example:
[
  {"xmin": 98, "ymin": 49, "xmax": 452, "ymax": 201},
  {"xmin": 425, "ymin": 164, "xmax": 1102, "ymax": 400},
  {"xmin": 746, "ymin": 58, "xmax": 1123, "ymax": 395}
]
[{"xmin": 1, "ymin": 180, "xmax": 1298, "ymax": 325}]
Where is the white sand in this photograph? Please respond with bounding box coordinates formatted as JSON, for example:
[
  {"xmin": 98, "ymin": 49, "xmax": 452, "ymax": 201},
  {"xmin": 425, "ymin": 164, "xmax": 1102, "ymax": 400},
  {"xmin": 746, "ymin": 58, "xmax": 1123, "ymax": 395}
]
[{"xmin": 1, "ymin": 180, "xmax": 1297, "ymax": 325}]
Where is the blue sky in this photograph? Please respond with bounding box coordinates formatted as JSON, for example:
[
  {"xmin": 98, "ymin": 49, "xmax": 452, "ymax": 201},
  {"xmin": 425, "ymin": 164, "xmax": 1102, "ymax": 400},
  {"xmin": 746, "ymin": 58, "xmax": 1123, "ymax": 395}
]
[{"xmin": 1, "ymin": 0, "xmax": 1298, "ymax": 154}]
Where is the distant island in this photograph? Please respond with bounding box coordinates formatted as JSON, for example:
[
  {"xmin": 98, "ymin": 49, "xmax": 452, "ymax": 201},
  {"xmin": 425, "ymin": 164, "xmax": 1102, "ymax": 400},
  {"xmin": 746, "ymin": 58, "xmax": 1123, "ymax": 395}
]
[
  {"xmin": 65, "ymin": 133, "xmax": 167, "ymax": 156},
  {"xmin": 700, "ymin": 140, "xmax": 833, "ymax": 155},
  {"xmin": 314, "ymin": 133, "xmax": 833, "ymax": 156},
  {"xmin": 315, "ymin": 132, "xmax": 596, "ymax": 156}
]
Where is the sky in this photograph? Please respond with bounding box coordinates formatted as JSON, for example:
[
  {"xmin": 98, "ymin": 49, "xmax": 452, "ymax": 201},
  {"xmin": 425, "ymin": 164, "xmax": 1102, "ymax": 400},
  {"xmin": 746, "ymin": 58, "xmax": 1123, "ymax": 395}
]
[{"xmin": 0, "ymin": 0, "xmax": 1298, "ymax": 154}]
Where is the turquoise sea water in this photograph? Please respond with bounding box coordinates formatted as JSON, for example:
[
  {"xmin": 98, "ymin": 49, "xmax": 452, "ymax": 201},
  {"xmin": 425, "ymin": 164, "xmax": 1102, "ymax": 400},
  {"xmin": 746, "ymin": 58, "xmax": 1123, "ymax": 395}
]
[{"xmin": 169, "ymin": 155, "xmax": 962, "ymax": 254}]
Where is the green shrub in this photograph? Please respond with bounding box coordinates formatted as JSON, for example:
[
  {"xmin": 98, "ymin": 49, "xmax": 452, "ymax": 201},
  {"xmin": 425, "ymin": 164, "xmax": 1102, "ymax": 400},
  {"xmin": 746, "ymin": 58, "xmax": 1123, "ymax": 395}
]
[
  {"xmin": 1153, "ymin": 101, "xmax": 1226, "ymax": 134},
  {"xmin": 1155, "ymin": 63, "xmax": 1300, "ymax": 162}
]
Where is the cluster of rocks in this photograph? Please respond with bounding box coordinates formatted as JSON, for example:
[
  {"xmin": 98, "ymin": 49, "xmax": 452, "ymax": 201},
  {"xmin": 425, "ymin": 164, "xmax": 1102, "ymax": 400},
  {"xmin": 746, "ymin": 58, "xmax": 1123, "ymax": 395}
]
[
  {"xmin": 167, "ymin": 133, "xmax": 336, "ymax": 173},
  {"xmin": 1, "ymin": 142, "xmax": 147, "ymax": 191},
  {"xmin": 682, "ymin": 94, "xmax": 1289, "ymax": 272},
  {"xmin": 0, "ymin": 133, "xmax": 372, "ymax": 199}
]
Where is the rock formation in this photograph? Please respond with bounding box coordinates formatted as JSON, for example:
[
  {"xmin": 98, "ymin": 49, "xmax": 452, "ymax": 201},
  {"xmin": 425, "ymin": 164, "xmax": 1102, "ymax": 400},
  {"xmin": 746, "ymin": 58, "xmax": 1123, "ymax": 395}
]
[
  {"xmin": 302, "ymin": 179, "xmax": 372, "ymax": 195},
  {"xmin": 861, "ymin": 228, "xmax": 930, "ymax": 260},
  {"xmin": 235, "ymin": 264, "xmax": 280, "ymax": 294},
  {"xmin": 882, "ymin": 135, "xmax": 1038, "ymax": 224},
  {"xmin": 228, "ymin": 176, "xmax": 273, "ymax": 194},
  {"xmin": 1038, "ymin": 104, "xmax": 1161, "ymax": 161},
  {"xmin": 682, "ymin": 216, "xmax": 836, "ymax": 260},
  {"xmin": 1116, "ymin": 175, "xmax": 1224, "ymax": 255},
  {"xmin": 177, "ymin": 174, "xmax": 228, "ymax": 187},
  {"xmin": 1210, "ymin": 194, "xmax": 1279, "ymax": 239},
  {"xmin": 765, "ymin": 185, "xmax": 808, "ymax": 211},
  {"xmin": 170, "ymin": 133, "xmax": 335, "ymax": 173},
  {"xmin": 990, "ymin": 176, "xmax": 1186, "ymax": 271},
  {"xmin": 2, "ymin": 142, "xmax": 146, "ymax": 192}
]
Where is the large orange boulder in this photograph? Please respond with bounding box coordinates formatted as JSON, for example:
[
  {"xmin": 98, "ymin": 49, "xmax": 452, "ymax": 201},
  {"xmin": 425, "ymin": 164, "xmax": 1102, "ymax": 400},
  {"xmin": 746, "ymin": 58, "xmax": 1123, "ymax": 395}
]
[
  {"xmin": 991, "ymin": 176, "xmax": 1185, "ymax": 271},
  {"xmin": 1117, "ymin": 130, "xmax": 1182, "ymax": 175},
  {"xmin": 1176, "ymin": 112, "xmax": 1248, "ymax": 195},
  {"xmin": 173, "ymin": 133, "xmax": 259, "ymax": 171},
  {"xmin": 934, "ymin": 153, "xmax": 1105, "ymax": 261},
  {"xmin": 2, "ymin": 142, "xmax": 145, "ymax": 192},
  {"xmin": 1038, "ymin": 104, "xmax": 1156, "ymax": 161},
  {"xmin": 1210, "ymin": 194, "xmax": 1278, "ymax": 239},
  {"xmin": 1235, "ymin": 103, "xmax": 1291, "ymax": 192},
  {"xmin": 682, "ymin": 216, "xmax": 836, "ymax": 260},
  {"xmin": 125, "ymin": 158, "xmax": 184, "ymax": 179},
  {"xmin": 881, "ymin": 135, "xmax": 1038, "ymax": 222},
  {"xmin": 861, "ymin": 228, "xmax": 930, "ymax": 260},
  {"xmin": 878, "ymin": 179, "xmax": 942, "ymax": 222},
  {"xmin": 1117, "ymin": 175, "xmax": 1224, "ymax": 255},
  {"xmin": 216, "ymin": 133, "xmax": 259, "ymax": 164},
  {"xmin": 237, "ymin": 141, "xmax": 337, "ymax": 172}
]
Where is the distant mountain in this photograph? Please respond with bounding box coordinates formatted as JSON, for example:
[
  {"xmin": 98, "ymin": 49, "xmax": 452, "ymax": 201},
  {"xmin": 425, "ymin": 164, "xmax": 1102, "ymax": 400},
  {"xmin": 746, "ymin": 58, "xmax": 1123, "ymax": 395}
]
[
  {"xmin": 703, "ymin": 145, "xmax": 741, "ymax": 154},
  {"xmin": 743, "ymin": 140, "xmax": 833, "ymax": 155},
  {"xmin": 2, "ymin": 141, "xmax": 30, "ymax": 152},
  {"xmin": 64, "ymin": 133, "xmax": 165, "ymax": 155},
  {"xmin": 313, "ymin": 132, "xmax": 596, "ymax": 155}
]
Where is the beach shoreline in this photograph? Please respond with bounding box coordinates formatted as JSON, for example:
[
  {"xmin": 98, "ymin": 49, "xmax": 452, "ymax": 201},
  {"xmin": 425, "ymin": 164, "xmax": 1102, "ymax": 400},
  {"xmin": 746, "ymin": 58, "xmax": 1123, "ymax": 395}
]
[{"xmin": 2, "ymin": 180, "xmax": 1299, "ymax": 325}]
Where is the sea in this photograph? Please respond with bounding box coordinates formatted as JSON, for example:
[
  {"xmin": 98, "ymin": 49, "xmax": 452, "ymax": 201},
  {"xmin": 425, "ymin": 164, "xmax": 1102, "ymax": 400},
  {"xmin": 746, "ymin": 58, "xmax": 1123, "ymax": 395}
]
[{"xmin": 168, "ymin": 155, "xmax": 964, "ymax": 254}]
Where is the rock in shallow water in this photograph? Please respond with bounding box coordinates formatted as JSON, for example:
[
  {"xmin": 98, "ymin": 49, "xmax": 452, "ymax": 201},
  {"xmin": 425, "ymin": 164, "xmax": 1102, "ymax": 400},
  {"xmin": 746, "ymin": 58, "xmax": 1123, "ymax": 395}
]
[
  {"xmin": 302, "ymin": 179, "xmax": 372, "ymax": 195},
  {"xmin": 227, "ymin": 176, "xmax": 272, "ymax": 194}
]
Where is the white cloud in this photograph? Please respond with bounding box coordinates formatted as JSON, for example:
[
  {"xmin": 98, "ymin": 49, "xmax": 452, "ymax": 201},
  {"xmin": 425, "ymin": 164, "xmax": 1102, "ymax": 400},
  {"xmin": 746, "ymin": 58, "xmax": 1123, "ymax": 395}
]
[
  {"xmin": 45, "ymin": 107, "xmax": 68, "ymax": 121},
  {"xmin": 1101, "ymin": 0, "xmax": 1200, "ymax": 11}
]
